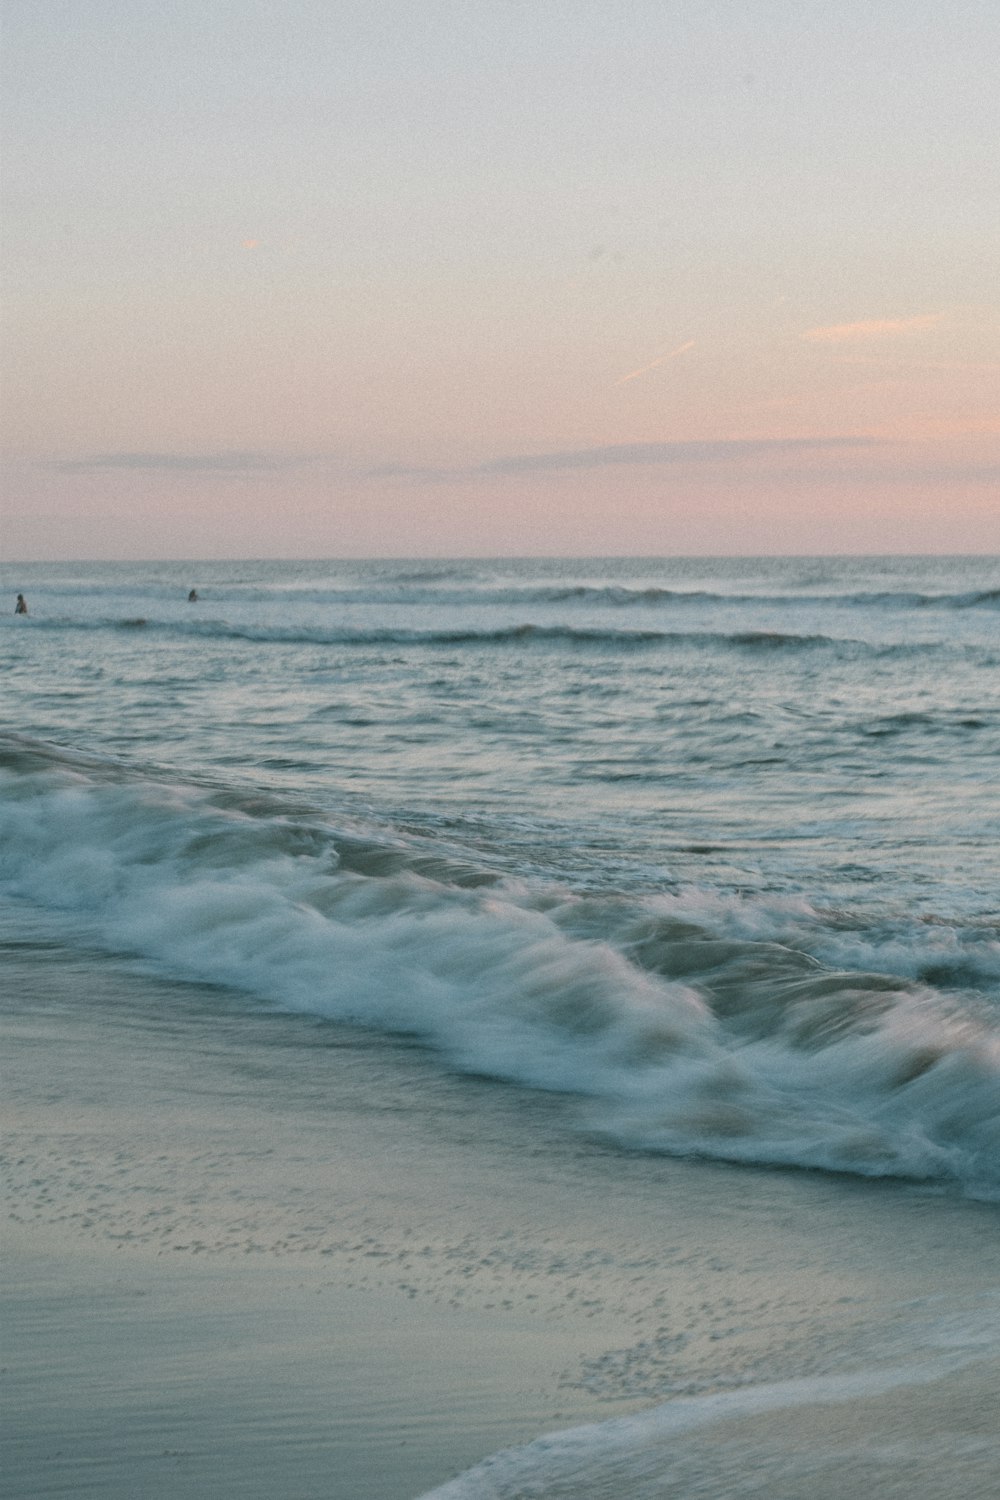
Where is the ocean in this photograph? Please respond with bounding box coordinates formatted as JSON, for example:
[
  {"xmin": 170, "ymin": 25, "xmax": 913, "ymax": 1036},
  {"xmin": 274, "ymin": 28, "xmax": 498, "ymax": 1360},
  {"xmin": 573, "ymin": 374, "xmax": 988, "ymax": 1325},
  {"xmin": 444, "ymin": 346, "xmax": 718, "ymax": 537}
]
[{"xmin": 2, "ymin": 554, "xmax": 999, "ymax": 1496}]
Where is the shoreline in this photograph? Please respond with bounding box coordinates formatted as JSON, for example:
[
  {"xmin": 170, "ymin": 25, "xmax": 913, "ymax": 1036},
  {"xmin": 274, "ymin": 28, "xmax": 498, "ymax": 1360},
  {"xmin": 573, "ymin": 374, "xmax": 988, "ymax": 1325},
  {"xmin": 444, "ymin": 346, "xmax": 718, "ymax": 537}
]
[{"xmin": 3, "ymin": 932, "xmax": 999, "ymax": 1498}]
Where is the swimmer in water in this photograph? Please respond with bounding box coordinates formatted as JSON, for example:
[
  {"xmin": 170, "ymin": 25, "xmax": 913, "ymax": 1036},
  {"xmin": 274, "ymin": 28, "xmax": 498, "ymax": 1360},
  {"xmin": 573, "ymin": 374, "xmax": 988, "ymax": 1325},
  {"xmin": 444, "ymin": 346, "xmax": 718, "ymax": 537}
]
[
  {"xmin": 187, "ymin": 588, "xmax": 199, "ymax": 602},
  {"xmin": 15, "ymin": 593, "xmax": 28, "ymax": 614}
]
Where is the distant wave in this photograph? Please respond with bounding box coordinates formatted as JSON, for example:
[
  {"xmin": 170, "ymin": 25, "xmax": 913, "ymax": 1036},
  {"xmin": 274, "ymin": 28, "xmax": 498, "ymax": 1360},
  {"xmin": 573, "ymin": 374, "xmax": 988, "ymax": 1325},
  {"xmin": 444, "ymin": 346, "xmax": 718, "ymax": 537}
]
[
  {"xmin": 845, "ymin": 587, "xmax": 1000, "ymax": 610},
  {"xmin": 726, "ymin": 630, "xmax": 832, "ymax": 649},
  {"xmin": 503, "ymin": 584, "xmax": 1000, "ymax": 611},
  {"xmin": 15, "ymin": 615, "xmax": 896, "ymax": 653},
  {"xmin": 261, "ymin": 582, "xmax": 987, "ymax": 611},
  {"xmin": 11, "ymin": 581, "xmax": 999, "ymax": 613},
  {"xmin": 2, "ymin": 737, "xmax": 998, "ymax": 1200}
]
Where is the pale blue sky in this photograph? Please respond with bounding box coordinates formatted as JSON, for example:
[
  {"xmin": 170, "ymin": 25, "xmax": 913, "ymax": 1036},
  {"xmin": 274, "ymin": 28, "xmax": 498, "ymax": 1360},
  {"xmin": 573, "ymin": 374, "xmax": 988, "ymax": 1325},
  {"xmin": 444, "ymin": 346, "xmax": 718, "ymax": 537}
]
[{"xmin": 3, "ymin": 0, "xmax": 998, "ymax": 557}]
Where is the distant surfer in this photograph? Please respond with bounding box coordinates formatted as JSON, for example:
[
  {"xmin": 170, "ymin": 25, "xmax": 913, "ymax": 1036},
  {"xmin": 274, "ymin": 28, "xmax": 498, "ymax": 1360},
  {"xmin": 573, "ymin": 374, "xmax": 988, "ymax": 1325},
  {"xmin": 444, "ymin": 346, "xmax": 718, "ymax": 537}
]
[
  {"xmin": 14, "ymin": 593, "xmax": 28, "ymax": 615},
  {"xmin": 187, "ymin": 588, "xmax": 199, "ymax": 602}
]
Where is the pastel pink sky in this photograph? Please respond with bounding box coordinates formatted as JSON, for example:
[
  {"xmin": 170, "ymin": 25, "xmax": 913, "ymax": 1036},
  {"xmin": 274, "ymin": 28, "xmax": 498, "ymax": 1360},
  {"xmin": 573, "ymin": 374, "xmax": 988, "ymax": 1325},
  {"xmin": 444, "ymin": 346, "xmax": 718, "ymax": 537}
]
[{"xmin": 2, "ymin": 1, "xmax": 998, "ymax": 558}]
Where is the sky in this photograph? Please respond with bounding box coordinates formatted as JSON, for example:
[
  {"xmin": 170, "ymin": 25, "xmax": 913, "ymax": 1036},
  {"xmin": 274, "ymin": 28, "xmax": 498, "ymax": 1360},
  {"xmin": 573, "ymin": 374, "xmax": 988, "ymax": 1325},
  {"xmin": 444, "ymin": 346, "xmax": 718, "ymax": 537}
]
[{"xmin": 2, "ymin": 0, "xmax": 998, "ymax": 559}]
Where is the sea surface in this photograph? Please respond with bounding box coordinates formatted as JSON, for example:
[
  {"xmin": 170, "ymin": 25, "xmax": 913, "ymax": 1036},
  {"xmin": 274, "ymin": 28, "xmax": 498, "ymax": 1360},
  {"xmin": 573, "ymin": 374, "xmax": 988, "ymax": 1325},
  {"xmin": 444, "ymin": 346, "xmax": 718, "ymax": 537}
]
[{"xmin": 2, "ymin": 555, "xmax": 999, "ymax": 1200}]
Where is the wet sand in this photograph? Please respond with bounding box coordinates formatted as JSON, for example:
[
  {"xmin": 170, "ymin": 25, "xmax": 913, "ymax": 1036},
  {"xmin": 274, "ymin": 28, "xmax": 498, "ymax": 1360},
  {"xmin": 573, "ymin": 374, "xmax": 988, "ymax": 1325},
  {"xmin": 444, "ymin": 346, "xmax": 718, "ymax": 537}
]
[{"xmin": 2, "ymin": 934, "xmax": 998, "ymax": 1499}]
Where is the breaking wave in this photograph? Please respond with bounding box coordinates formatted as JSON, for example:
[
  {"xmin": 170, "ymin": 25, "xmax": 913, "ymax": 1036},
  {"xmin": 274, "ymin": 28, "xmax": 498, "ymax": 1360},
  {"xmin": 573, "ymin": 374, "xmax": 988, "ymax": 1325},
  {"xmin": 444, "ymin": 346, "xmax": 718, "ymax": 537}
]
[{"xmin": 2, "ymin": 736, "xmax": 997, "ymax": 1200}]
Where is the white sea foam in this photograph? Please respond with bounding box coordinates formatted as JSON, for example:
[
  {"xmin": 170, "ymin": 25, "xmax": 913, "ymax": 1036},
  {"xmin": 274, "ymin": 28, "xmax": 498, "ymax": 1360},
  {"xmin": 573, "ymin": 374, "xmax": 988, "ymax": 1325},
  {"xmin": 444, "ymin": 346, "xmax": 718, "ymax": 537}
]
[
  {"xmin": 2, "ymin": 744, "xmax": 997, "ymax": 1199},
  {"xmin": 416, "ymin": 1334, "xmax": 998, "ymax": 1499}
]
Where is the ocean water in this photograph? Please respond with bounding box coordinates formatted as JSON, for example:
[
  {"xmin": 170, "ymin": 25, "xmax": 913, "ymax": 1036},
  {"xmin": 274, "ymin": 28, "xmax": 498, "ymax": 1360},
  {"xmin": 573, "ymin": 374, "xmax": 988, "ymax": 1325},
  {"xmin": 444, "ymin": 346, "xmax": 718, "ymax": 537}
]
[{"xmin": 2, "ymin": 555, "xmax": 999, "ymax": 1202}]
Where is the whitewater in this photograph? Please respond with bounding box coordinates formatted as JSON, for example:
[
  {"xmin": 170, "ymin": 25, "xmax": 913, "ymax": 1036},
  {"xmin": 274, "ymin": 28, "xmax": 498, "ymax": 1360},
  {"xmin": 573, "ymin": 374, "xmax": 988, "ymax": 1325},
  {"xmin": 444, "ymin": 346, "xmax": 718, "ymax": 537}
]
[{"xmin": 2, "ymin": 555, "xmax": 999, "ymax": 1199}]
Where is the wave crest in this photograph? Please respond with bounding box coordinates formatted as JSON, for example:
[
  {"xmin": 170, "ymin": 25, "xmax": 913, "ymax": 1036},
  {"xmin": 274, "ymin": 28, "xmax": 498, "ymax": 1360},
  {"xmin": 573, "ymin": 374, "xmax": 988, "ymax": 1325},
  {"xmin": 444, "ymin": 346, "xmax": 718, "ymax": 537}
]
[{"xmin": 2, "ymin": 740, "xmax": 998, "ymax": 1198}]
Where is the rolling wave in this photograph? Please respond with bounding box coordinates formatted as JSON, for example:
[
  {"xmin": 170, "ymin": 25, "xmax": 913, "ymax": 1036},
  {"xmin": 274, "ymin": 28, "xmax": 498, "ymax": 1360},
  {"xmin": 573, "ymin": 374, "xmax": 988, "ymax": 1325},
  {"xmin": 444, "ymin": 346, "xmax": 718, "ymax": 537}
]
[{"xmin": 2, "ymin": 736, "xmax": 997, "ymax": 1199}]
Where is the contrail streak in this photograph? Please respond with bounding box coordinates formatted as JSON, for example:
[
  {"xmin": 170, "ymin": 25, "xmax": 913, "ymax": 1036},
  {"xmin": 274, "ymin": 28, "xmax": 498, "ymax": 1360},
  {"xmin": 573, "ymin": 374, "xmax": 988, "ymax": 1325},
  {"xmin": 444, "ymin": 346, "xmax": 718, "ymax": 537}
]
[{"xmin": 616, "ymin": 339, "xmax": 695, "ymax": 385}]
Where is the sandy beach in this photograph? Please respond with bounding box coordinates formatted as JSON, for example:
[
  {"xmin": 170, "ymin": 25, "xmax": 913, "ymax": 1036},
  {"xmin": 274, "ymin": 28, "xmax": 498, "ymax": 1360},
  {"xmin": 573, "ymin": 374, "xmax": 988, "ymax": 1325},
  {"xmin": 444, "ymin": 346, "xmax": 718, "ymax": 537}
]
[{"xmin": 3, "ymin": 925, "xmax": 998, "ymax": 1499}]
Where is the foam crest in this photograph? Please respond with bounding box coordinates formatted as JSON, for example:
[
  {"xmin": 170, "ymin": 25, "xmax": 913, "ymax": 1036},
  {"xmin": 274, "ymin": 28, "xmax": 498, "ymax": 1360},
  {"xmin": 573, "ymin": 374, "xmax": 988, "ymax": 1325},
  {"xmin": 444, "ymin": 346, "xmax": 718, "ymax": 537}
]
[{"xmin": 1, "ymin": 747, "xmax": 997, "ymax": 1198}]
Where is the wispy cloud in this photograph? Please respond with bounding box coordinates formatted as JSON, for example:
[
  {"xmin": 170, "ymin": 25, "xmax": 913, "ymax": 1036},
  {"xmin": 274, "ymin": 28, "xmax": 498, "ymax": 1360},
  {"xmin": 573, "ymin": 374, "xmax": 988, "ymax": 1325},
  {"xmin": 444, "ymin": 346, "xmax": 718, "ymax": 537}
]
[
  {"xmin": 615, "ymin": 340, "xmax": 696, "ymax": 385},
  {"xmin": 481, "ymin": 437, "xmax": 881, "ymax": 475},
  {"xmin": 373, "ymin": 435, "xmax": 883, "ymax": 482},
  {"xmin": 803, "ymin": 315, "xmax": 942, "ymax": 344},
  {"xmin": 48, "ymin": 451, "xmax": 307, "ymax": 473}
]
